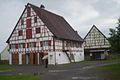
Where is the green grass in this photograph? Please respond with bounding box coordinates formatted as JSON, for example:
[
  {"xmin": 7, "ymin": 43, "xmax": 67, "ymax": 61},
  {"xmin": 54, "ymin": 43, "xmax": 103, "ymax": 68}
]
[
  {"xmin": 0, "ymin": 65, "xmax": 14, "ymax": 71},
  {"xmin": 98, "ymin": 63, "xmax": 120, "ymax": 80},
  {"xmin": 0, "ymin": 75, "xmax": 40, "ymax": 80}
]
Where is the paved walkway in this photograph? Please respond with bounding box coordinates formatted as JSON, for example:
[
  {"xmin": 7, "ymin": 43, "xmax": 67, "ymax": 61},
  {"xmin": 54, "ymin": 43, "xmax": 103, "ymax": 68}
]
[{"xmin": 0, "ymin": 60, "xmax": 119, "ymax": 80}]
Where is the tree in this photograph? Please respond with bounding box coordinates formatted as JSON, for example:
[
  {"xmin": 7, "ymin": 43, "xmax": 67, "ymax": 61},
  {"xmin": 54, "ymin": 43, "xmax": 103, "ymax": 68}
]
[{"xmin": 109, "ymin": 18, "xmax": 120, "ymax": 54}]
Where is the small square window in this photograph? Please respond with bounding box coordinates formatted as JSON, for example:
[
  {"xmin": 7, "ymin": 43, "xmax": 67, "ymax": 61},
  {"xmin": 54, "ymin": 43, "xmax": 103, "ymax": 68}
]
[
  {"xmin": 18, "ymin": 30, "xmax": 23, "ymax": 36},
  {"xmin": 34, "ymin": 16, "xmax": 37, "ymax": 23},
  {"xmin": 36, "ymin": 27, "xmax": 40, "ymax": 34}
]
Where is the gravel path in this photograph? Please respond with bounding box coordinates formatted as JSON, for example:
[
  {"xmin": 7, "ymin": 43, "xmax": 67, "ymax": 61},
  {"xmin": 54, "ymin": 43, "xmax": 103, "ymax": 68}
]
[{"xmin": 0, "ymin": 60, "xmax": 119, "ymax": 80}]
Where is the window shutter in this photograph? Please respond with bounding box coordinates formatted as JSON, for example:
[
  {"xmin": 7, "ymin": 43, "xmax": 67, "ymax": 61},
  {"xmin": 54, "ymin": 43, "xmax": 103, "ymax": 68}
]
[
  {"xmin": 26, "ymin": 18, "xmax": 31, "ymax": 28},
  {"xmin": 18, "ymin": 30, "xmax": 23, "ymax": 36},
  {"xmin": 34, "ymin": 16, "xmax": 37, "ymax": 23},
  {"xmin": 26, "ymin": 29, "xmax": 32, "ymax": 39},
  {"xmin": 27, "ymin": 7, "xmax": 31, "ymax": 17},
  {"xmin": 21, "ymin": 19, "xmax": 24, "ymax": 25}
]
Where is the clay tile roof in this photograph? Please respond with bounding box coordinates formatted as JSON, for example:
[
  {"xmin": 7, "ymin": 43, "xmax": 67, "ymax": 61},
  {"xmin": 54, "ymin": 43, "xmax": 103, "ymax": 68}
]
[{"xmin": 30, "ymin": 4, "xmax": 83, "ymax": 42}]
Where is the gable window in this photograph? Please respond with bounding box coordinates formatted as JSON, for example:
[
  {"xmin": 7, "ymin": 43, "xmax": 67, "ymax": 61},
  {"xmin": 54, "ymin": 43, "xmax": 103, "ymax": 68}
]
[
  {"xmin": 27, "ymin": 7, "xmax": 31, "ymax": 17},
  {"xmin": 34, "ymin": 16, "xmax": 37, "ymax": 23},
  {"xmin": 36, "ymin": 27, "xmax": 40, "ymax": 34},
  {"xmin": 26, "ymin": 29, "xmax": 32, "ymax": 39},
  {"xmin": 18, "ymin": 30, "xmax": 23, "ymax": 36},
  {"xmin": 26, "ymin": 18, "xmax": 31, "ymax": 28},
  {"xmin": 21, "ymin": 19, "xmax": 24, "ymax": 25}
]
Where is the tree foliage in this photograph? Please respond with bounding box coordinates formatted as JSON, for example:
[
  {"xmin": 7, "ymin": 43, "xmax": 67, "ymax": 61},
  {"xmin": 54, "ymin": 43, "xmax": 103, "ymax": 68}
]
[{"xmin": 109, "ymin": 18, "xmax": 120, "ymax": 54}]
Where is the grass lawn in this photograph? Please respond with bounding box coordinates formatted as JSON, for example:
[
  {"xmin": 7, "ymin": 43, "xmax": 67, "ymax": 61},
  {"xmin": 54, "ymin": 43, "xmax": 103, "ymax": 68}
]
[
  {"xmin": 0, "ymin": 75, "xmax": 40, "ymax": 80},
  {"xmin": 0, "ymin": 65, "xmax": 14, "ymax": 71},
  {"xmin": 98, "ymin": 63, "xmax": 120, "ymax": 80}
]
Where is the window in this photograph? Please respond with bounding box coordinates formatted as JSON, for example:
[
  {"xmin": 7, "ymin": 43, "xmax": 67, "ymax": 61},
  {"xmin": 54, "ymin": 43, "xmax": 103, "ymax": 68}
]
[
  {"xmin": 34, "ymin": 16, "xmax": 37, "ymax": 23},
  {"xmin": 15, "ymin": 44, "xmax": 18, "ymax": 49},
  {"xmin": 21, "ymin": 19, "xmax": 24, "ymax": 25},
  {"xmin": 27, "ymin": 7, "xmax": 31, "ymax": 17},
  {"xmin": 26, "ymin": 18, "xmax": 31, "ymax": 28},
  {"xmin": 18, "ymin": 30, "xmax": 23, "ymax": 36},
  {"xmin": 36, "ymin": 27, "xmax": 40, "ymax": 34},
  {"xmin": 26, "ymin": 29, "xmax": 32, "ymax": 39}
]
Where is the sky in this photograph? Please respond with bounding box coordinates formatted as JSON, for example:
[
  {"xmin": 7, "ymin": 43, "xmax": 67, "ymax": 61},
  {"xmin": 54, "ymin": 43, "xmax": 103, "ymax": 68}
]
[{"xmin": 0, "ymin": 0, "xmax": 120, "ymax": 52}]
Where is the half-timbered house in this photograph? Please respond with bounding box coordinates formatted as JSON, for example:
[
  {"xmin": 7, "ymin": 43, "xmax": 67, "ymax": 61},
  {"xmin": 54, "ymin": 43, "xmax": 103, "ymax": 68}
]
[
  {"xmin": 84, "ymin": 25, "xmax": 110, "ymax": 60},
  {"xmin": 6, "ymin": 3, "xmax": 84, "ymax": 65}
]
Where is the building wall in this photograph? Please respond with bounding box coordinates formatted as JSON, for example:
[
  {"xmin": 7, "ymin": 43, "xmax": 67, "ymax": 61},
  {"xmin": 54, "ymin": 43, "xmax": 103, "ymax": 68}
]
[
  {"xmin": 8, "ymin": 4, "xmax": 84, "ymax": 65},
  {"xmin": 0, "ymin": 45, "xmax": 9, "ymax": 60}
]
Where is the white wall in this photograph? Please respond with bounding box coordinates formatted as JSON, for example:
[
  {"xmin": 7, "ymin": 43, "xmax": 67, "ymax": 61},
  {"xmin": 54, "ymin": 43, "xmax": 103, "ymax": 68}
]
[
  {"xmin": 0, "ymin": 45, "xmax": 9, "ymax": 60},
  {"xmin": 48, "ymin": 50, "xmax": 85, "ymax": 65},
  {"xmin": 48, "ymin": 51, "xmax": 70, "ymax": 65}
]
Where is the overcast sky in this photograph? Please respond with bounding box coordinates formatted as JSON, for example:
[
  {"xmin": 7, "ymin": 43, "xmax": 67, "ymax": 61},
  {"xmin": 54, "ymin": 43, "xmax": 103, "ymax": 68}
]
[{"xmin": 0, "ymin": 0, "xmax": 120, "ymax": 52}]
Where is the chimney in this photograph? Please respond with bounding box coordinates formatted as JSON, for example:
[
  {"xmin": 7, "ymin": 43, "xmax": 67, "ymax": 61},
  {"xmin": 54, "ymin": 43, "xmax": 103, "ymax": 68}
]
[{"xmin": 40, "ymin": 4, "xmax": 45, "ymax": 9}]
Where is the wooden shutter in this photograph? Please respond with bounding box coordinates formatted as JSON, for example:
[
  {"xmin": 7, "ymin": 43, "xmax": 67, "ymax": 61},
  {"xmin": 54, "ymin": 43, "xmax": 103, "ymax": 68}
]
[
  {"xmin": 21, "ymin": 19, "xmax": 24, "ymax": 25},
  {"xmin": 18, "ymin": 30, "xmax": 23, "ymax": 36},
  {"xmin": 26, "ymin": 18, "xmax": 31, "ymax": 28},
  {"xmin": 15, "ymin": 44, "xmax": 18, "ymax": 49},
  {"xmin": 26, "ymin": 29, "xmax": 32, "ymax": 39},
  {"xmin": 34, "ymin": 16, "xmax": 37, "ymax": 23}
]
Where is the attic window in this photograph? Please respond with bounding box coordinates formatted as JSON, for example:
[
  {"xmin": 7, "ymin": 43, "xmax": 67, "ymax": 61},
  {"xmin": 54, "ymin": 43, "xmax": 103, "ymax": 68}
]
[
  {"xmin": 21, "ymin": 19, "xmax": 24, "ymax": 25},
  {"xmin": 18, "ymin": 30, "xmax": 23, "ymax": 36},
  {"xmin": 26, "ymin": 18, "xmax": 31, "ymax": 28},
  {"xmin": 27, "ymin": 7, "xmax": 31, "ymax": 17},
  {"xmin": 34, "ymin": 16, "xmax": 37, "ymax": 23}
]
